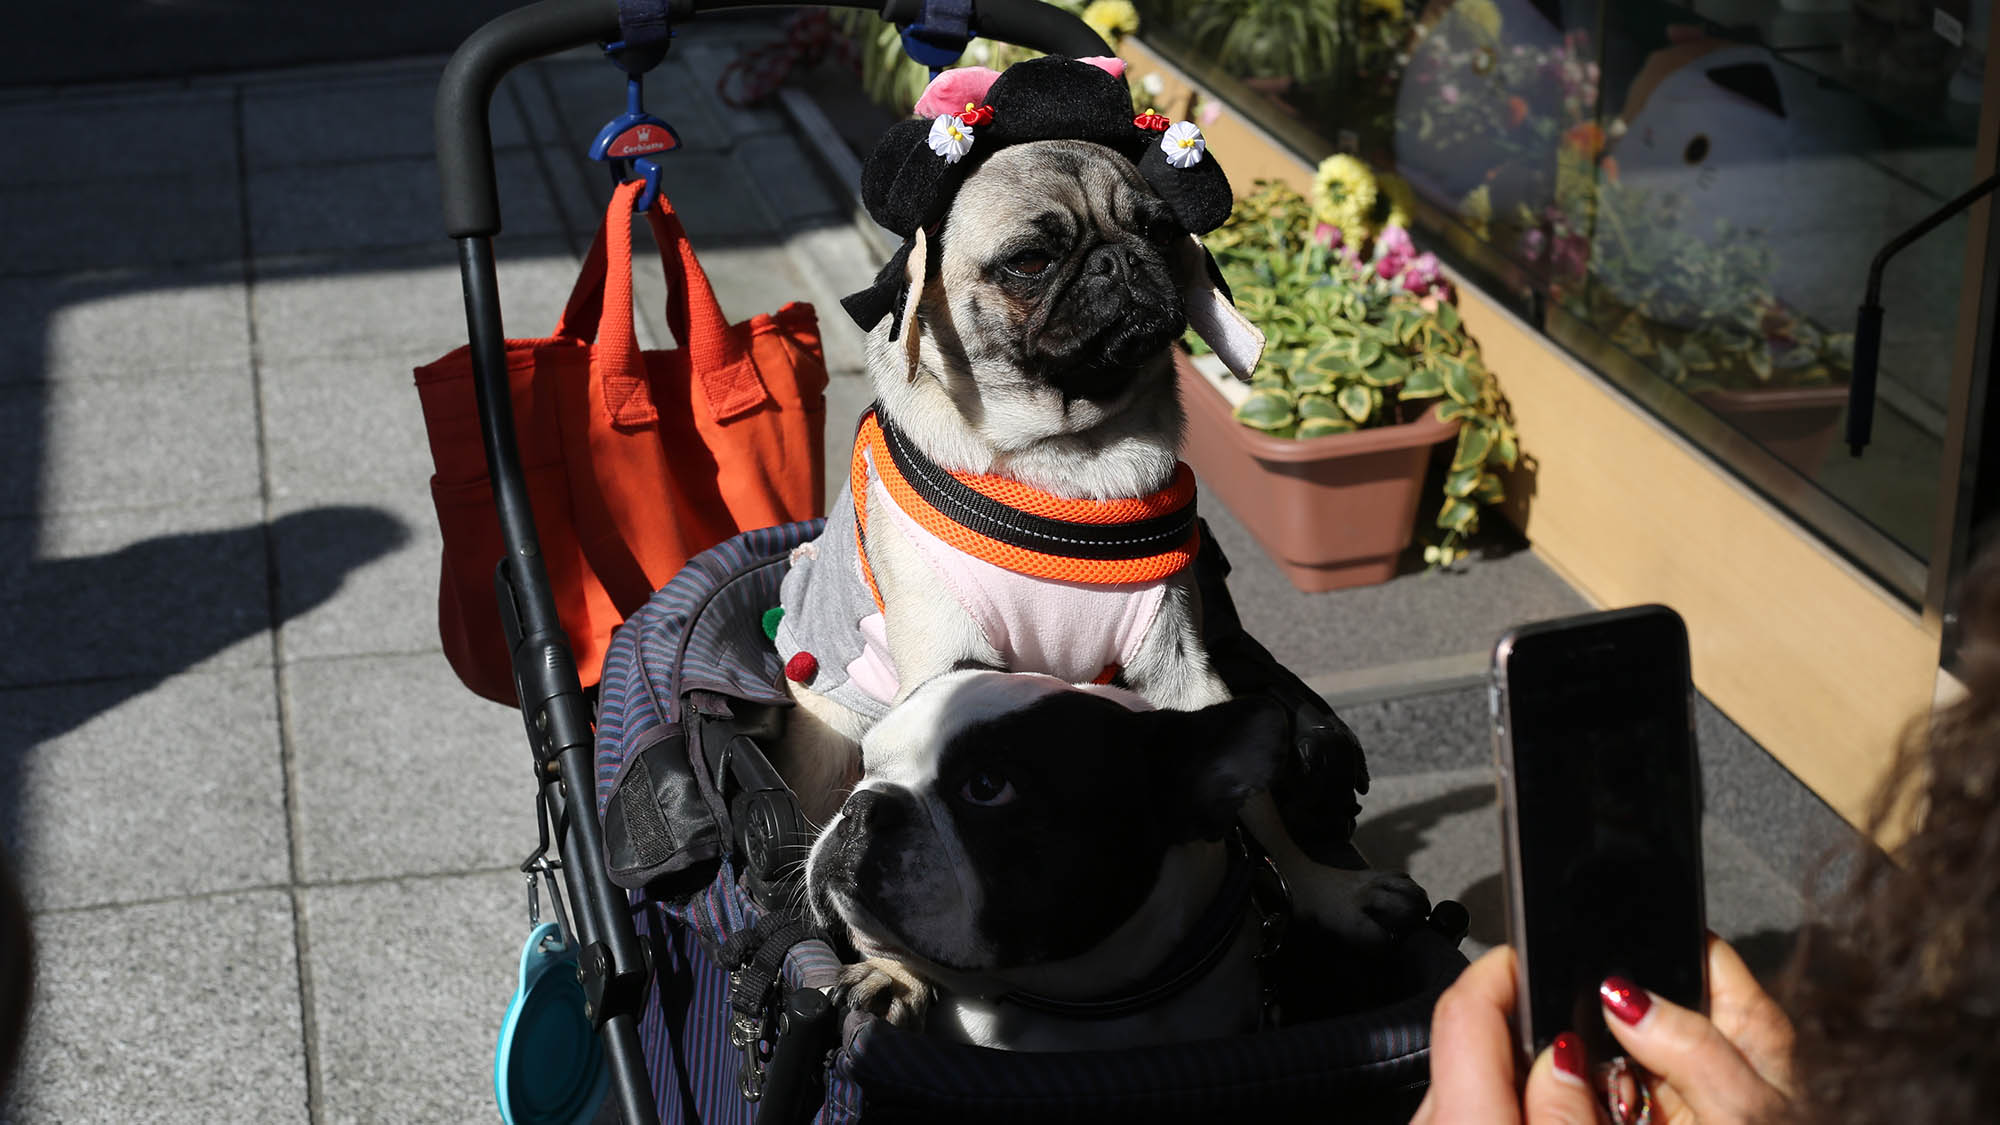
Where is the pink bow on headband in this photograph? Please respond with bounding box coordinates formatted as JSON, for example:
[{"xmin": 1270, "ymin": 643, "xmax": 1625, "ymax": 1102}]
[{"xmin": 912, "ymin": 56, "xmax": 1127, "ymax": 118}]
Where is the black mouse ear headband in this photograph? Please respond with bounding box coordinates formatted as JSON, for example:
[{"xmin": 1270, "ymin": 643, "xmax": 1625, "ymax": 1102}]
[{"xmin": 838, "ymin": 55, "xmax": 1264, "ymax": 380}]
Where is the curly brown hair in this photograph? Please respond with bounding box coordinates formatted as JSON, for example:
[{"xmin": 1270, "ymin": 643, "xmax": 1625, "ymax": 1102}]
[{"xmin": 1782, "ymin": 545, "xmax": 2000, "ymax": 1123}]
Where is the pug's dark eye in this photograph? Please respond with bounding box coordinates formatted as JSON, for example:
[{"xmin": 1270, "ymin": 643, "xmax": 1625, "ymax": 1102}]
[
  {"xmin": 1004, "ymin": 251, "xmax": 1054, "ymax": 278},
  {"xmin": 960, "ymin": 769, "xmax": 1016, "ymax": 806}
]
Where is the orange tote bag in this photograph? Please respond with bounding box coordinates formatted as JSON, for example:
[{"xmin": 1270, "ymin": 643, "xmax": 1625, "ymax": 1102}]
[{"xmin": 416, "ymin": 179, "xmax": 827, "ymax": 705}]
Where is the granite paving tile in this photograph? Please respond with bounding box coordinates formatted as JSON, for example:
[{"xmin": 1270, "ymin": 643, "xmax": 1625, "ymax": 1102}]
[
  {"xmin": 0, "ymin": 668, "xmax": 289, "ymax": 912},
  {"xmin": 3, "ymin": 891, "xmax": 308, "ymax": 1125},
  {"xmin": 677, "ymin": 43, "xmax": 789, "ymax": 140},
  {"xmin": 1197, "ymin": 494, "xmax": 1591, "ymax": 680},
  {"xmin": 246, "ymin": 149, "xmax": 565, "ymax": 258},
  {"xmin": 735, "ymin": 132, "xmax": 846, "ymax": 228},
  {"xmin": 0, "ymin": 500, "xmax": 271, "ymax": 687},
  {"xmin": 0, "ymin": 87, "xmax": 236, "ymax": 185},
  {"xmin": 1354, "ymin": 768, "xmax": 1808, "ymax": 968},
  {"xmin": 243, "ymin": 69, "xmax": 530, "ymax": 169},
  {"xmin": 1340, "ymin": 684, "xmax": 1492, "ymax": 779},
  {"xmin": 269, "ymin": 489, "xmax": 432, "ymax": 663},
  {"xmin": 251, "ymin": 237, "xmax": 584, "ymax": 365},
  {"xmin": 0, "ymin": 364, "xmax": 260, "ymax": 517},
  {"xmin": 301, "ymin": 871, "xmax": 530, "ymax": 1125},
  {"xmin": 0, "ymin": 173, "xmax": 244, "ymax": 276},
  {"xmin": 648, "ymin": 150, "xmax": 780, "ymax": 241},
  {"xmin": 0, "ymin": 265, "xmax": 248, "ymax": 385},
  {"xmin": 260, "ymin": 349, "xmax": 443, "ymax": 503},
  {"xmin": 286, "ymin": 652, "xmax": 534, "ymax": 882}
]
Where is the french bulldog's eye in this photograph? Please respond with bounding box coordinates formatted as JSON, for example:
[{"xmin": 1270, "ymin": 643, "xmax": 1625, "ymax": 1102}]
[
  {"xmin": 1004, "ymin": 251, "xmax": 1054, "ymax": 278},
  {"xmin": 960, "ymin": 769, "xmax": 1016, "ymax": 806}
]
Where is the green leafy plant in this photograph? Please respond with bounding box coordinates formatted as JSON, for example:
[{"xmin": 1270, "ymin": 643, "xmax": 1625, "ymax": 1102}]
[
  {"xmin": 834, "ymin": 0, "xmax": 1142, "ymax": 118},
  {"xmin": 1144, "ymin": 0, "xmax": 1351, "ymax": 80},
  {"xmin": 1197, "ymin": 180, "xmax": 1521, "ymax": 560}
]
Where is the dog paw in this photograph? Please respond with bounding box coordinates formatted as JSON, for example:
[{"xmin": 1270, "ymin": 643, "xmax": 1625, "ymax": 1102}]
[
  {"xmin": 836, "ymin": 956, "xmax": 934, "ymax": 1028},
  {"xmin": 1291, "ymin": 866, "xmax": 1432, "ymax": 949}
]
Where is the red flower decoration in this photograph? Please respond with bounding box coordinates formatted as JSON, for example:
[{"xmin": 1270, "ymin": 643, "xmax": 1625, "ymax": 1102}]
[
  {"xmin": 958, "ymin": 103, "xmax": 996, "ymax": 127},
  {"xmin": 1133, "ymin": 109, "xmax": 1172, "ymax": 132}
]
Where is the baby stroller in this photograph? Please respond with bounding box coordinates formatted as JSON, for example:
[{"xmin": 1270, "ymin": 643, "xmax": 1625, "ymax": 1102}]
[{"xmin": 434, "ymin": 2, "xmax": 1471, "ymax": 1122}]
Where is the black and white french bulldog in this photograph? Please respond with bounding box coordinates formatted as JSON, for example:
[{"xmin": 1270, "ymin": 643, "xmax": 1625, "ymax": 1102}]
[{"xmin": 805, "ymin": 670, "xmax": 1294, "ymax": 1050}]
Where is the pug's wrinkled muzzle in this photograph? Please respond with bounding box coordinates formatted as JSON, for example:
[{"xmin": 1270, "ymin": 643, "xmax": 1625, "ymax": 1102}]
[{"xmin": 1035, "ymin": 246, "xmax": 1186, "ymax": 400}]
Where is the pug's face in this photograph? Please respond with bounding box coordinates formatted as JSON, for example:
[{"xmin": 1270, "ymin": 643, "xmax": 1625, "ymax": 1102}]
[{"xmin": 914, "ymin": 140, "xmax": 1196, "ymax": 434}]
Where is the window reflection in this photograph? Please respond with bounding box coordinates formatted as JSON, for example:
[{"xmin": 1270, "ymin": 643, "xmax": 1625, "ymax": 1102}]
[{"xmin": 1138, "ymin": 0, "xmax": 1986, "ymax": 571}]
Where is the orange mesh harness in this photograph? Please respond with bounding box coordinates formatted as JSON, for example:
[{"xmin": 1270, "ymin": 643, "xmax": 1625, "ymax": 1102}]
[{"xmin": 849, "ymin": 407, "xmax": 1201, "ymax": 616}]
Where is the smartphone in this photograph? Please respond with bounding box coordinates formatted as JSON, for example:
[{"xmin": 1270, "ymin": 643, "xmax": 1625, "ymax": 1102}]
[{"xmin": 1492, "ymin": 605, "xmax": 1708, "ymax": 1062}]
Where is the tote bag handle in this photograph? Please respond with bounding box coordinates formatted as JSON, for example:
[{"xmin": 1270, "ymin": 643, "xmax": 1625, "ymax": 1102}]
[{"xmin": 554, "ymin": 179, "xmax": 770, "ymax": 428}]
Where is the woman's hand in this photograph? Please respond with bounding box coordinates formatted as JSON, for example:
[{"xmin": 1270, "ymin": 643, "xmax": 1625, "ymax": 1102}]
[{"xmin": 1411, "ymin": 935, "xmax": 1796, "ymax": 1124}]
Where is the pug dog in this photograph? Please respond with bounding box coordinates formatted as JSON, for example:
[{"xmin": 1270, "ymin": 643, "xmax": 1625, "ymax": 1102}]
[
  {"xmin": 767, "ymin": 59, "xmax": 1428, "ymax": 1022},
  {"xmin": 806, "ymin": 670, "xmax": 1291, "ymax": 1050}
]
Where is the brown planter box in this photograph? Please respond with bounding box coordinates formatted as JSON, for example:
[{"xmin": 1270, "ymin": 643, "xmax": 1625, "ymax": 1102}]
[
  {"xmin": 1178, "ymin": 355, "xmax": 1461, "ymax": 592},
  {"xmin": 1694, "ymin": 384, "xmax": 1849, "ymax": 478}
]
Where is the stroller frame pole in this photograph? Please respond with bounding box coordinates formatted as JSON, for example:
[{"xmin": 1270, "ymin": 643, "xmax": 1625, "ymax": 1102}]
[{"xmin": 459, "ymin": 236, "xmax": 660, "ymax": 1125}]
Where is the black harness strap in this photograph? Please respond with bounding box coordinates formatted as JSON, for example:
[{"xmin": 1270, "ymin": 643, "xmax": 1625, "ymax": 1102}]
[
  {"xmin": 876, "ymin": 410, "xmax": 1200, "ymax": 562},
  {"xmin": 998, "ymin": 836, "xmax": 1260, "ymax": 1021}
]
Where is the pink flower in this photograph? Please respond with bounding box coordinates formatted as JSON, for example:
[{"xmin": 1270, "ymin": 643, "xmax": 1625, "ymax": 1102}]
[
  {"xmin": 1520, "ymin": 228, "xmax": 1546, "ymax": 260},
  {"xmin": 1441, "ymin": 83, "xmax": 1461, "ymax": 105},
  {"xmin": 1377, "ymin": 225, "xmax": 1414, "ymax": 259},
  {"xmin": 1376, "ymin": 255, "xmax": 1403, "ymax": 280},
  {"xmin": 1402, "ymin": 252, "xmax": 1441, "ymax": 293},
  {"xmin": 1313, "ymin": 222, "xmax": 1343, "ymax": 249}
]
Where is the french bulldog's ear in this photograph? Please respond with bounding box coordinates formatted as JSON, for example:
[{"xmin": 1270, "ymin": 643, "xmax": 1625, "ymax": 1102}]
[
  {"xmin": 1141, "ymin": 696, "xmax": 1291, "ymax": 843},
  {"xmin": 1181, "ymin": 237, "xmax": 1264, "ymax": 382},
  {"xmin": 897, "ymin": 227, "xmax": 929, "ymax": 382}
]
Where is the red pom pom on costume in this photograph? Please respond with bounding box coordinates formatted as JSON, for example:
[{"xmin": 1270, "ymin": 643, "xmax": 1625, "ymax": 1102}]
[
  {"xmin": 784, "ymin": 651, "xmax": 819, "ymax": 683},
  {"xmin": 1134, "ymin": 110, "xmax": 1172, "ymax": 132},
  {"xmin": 959, "ymin": 103, "xmax": 995, "ymax": 127}
]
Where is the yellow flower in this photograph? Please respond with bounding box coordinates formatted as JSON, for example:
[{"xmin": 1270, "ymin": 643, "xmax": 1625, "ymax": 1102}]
[
  {"xmin": 1454, "ymin": 0, "xmax": 1503, "ymax": 40},
  {"xmin": 1361, "ymin": 0, "xmax": 1404, "ymax": 18},
  {"xmin": 1081, "ymin": 0, "xmax": 1141, "ymax": 44},
  {"xmin": 1458, "ymin": 183, "xmax": 1492, "ymax": 238},
  {"xmin": 1312, "ymin": 153, "xmax": 1380, "ymax": 242},
  {"xmin": 1377, "ymin": 172, "xmax": 1417, "ymax": 231}
]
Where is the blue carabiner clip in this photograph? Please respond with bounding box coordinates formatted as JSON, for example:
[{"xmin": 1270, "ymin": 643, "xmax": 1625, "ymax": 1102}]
[{"xmin": 589, "ymin": 51, "xmax": 682, "ymax": 212}]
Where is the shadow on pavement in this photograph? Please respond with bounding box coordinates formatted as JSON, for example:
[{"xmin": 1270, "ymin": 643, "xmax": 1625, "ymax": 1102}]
[{"xmin": 0, "ymin": 506, "xmax": 408, "ymax": 861}]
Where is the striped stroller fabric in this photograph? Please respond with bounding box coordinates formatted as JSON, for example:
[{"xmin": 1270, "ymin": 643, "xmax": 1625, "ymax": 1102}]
[
  {"xmin": 628, "ymin": 862, "xmax": 843, "ymax": 1125},
  {"xmin": 596, "ymin": 519, "xmax": 825, "ymax": 817}
]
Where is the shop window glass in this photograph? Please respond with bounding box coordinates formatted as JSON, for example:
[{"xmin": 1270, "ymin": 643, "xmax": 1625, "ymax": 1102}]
[{"xmin": 1136, "ymin": 0, "xmax": 1988, "ymax": 589}]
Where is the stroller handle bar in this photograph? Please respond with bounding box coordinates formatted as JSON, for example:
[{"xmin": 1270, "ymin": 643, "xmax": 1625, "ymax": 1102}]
[{"xmin": 436, "ymin": 0, "xmax": 1112, "ymax": 237}]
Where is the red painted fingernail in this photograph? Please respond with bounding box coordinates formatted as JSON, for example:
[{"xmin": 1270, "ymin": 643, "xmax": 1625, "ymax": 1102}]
[
  {"xmin": 1551, "ymin": 1031, "xmax": 1587, "ymax": 1079},
  {"xmin": 1600, "ymin": 976, "xmax": 1652, "ymax": 1025}
]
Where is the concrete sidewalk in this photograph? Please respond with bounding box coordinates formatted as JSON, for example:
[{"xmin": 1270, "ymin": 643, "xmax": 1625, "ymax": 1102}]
[{"xmin": 0, "ymin": 20, "xmax": 1850, "ymax": 1123}]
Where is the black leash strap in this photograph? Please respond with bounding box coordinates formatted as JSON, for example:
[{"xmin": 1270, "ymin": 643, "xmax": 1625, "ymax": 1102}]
[{"xmin": 719, "ymin": 913, "xmax": 819, "ymax": 1103}]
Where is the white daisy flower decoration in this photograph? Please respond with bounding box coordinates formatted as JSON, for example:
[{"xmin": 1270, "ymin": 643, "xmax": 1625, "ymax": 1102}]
[
  {"xmin": 928, "ymin": 113, "xmax": 975, "ymax": 164},
  {"xmin": 1161, "ymin": 121, "xmax": 1206, "ymax": 168}
]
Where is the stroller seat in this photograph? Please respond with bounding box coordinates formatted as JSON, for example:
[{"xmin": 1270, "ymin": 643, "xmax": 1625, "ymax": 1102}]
[{"xmin": 593, "ymin": 522, "xmax": 1469, "ymax": 1124}]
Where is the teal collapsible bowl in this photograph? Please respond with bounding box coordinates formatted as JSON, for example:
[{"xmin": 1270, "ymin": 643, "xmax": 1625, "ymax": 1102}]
[{"xmin": 495, "ymin": 922, "xmax": 609, "ymax": 1124}]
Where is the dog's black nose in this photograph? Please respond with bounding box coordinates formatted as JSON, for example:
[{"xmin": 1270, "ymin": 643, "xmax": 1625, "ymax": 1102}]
[
  {"xmin": 1083, "ymin": 242, "xmax": 1136, "ymax": 281},
  {"xmin": 841, "ymin": 788, "xmax": 880, "ymax": 825}
]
